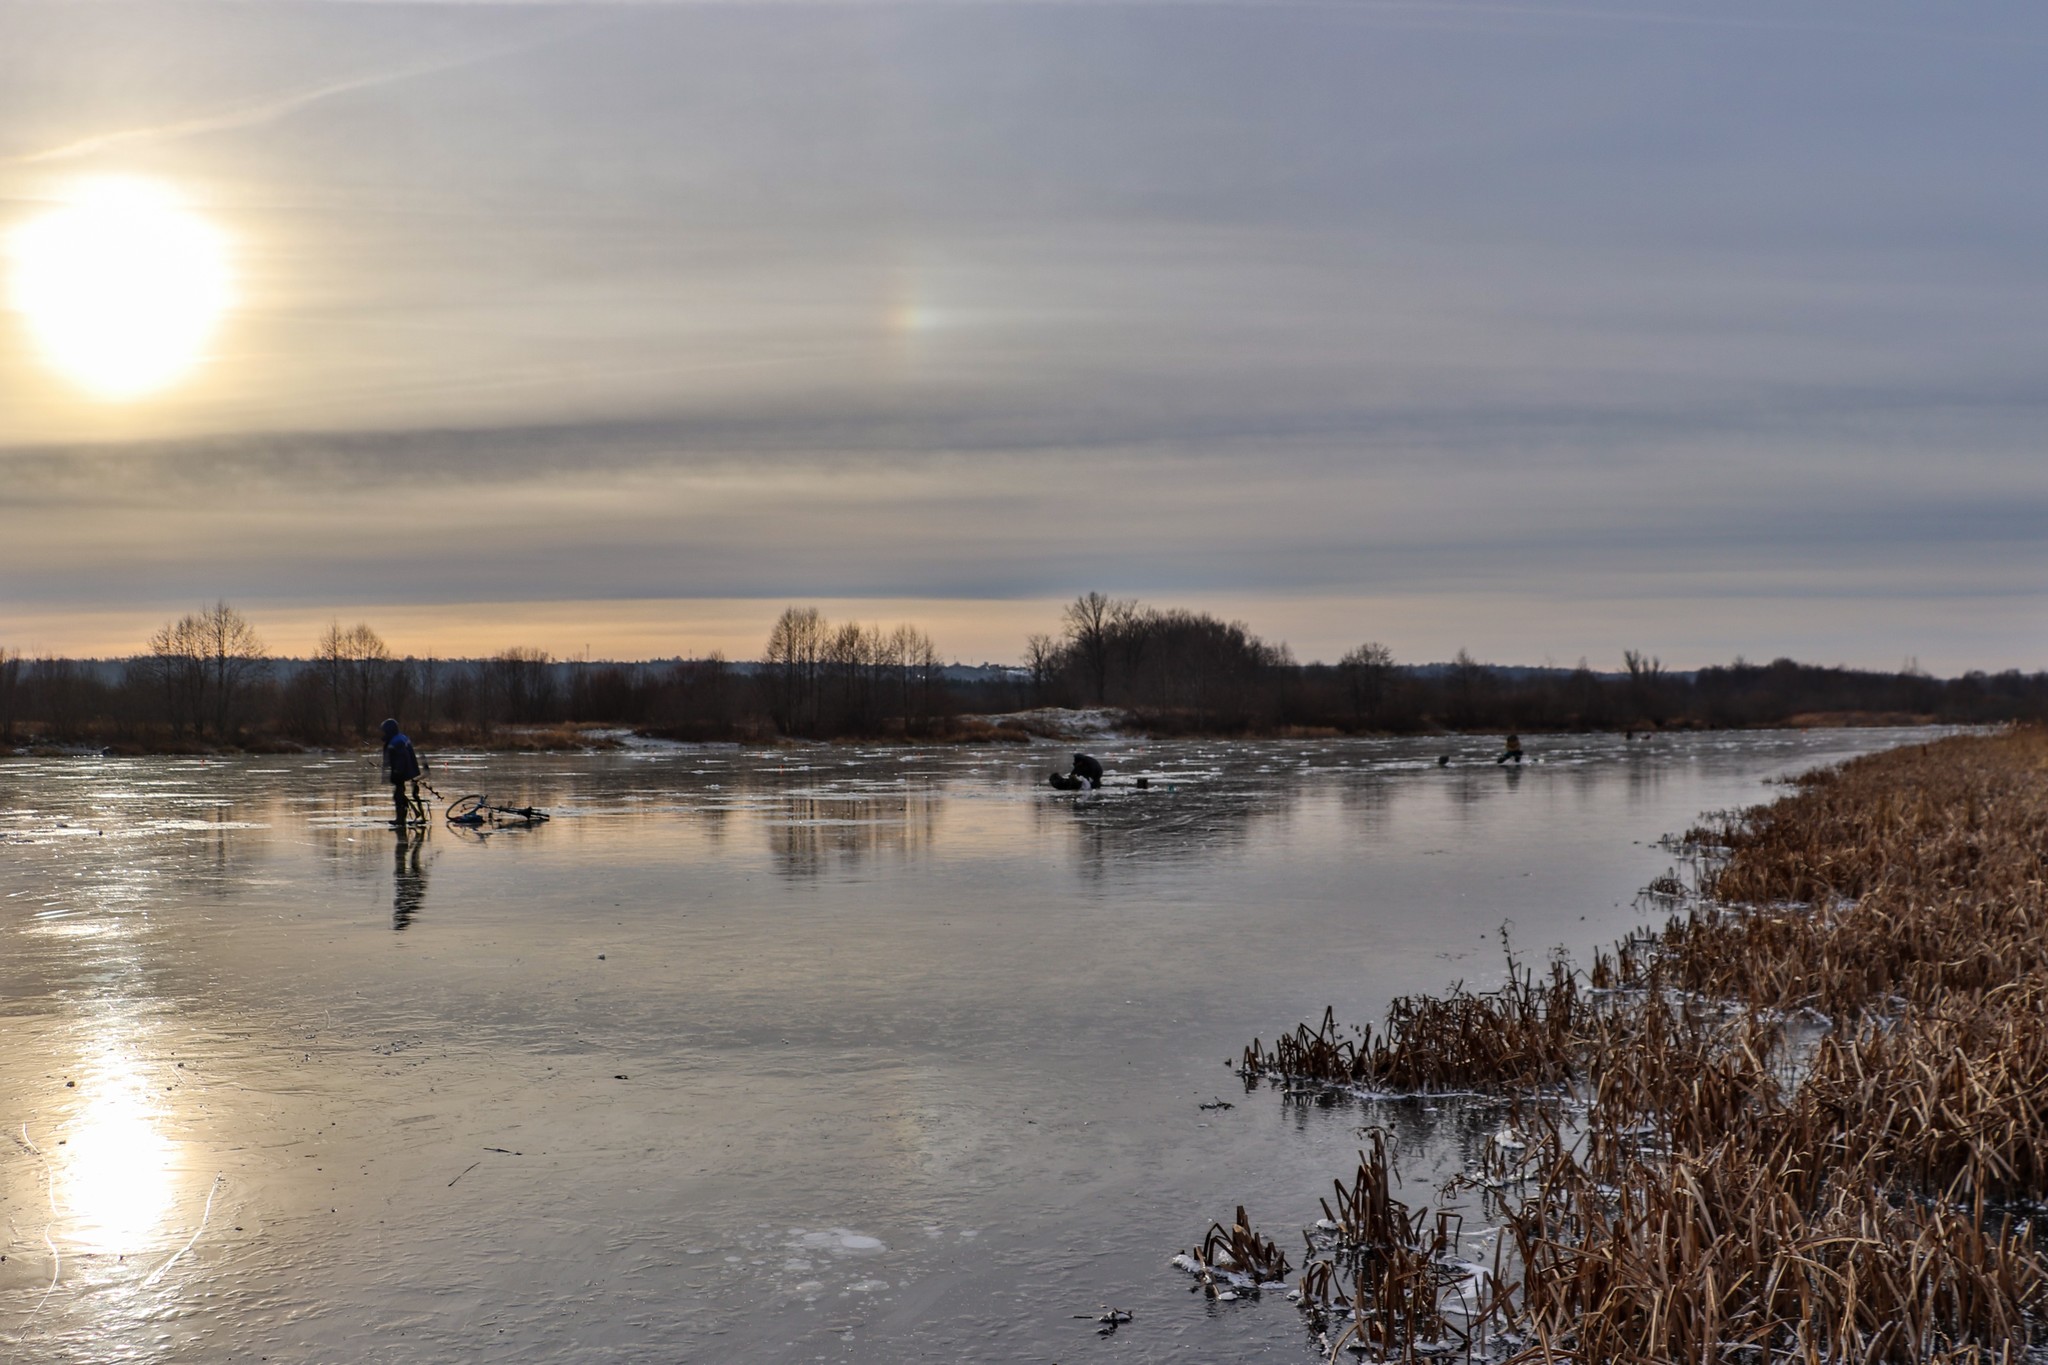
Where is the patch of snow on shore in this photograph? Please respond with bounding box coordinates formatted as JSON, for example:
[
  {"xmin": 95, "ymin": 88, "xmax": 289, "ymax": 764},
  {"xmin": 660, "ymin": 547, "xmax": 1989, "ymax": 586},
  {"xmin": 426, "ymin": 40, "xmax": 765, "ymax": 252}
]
[{"xmin": 972, "ymin": 707, "xmax": 1131, "ymax": 742}]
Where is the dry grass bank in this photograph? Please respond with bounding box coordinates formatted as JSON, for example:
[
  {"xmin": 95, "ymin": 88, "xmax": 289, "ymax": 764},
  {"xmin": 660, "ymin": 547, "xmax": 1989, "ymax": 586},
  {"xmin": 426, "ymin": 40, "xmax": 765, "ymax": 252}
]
[{"xmin": 1214, "ymin": 728, "xmax": 2048, "ymax": 1363}]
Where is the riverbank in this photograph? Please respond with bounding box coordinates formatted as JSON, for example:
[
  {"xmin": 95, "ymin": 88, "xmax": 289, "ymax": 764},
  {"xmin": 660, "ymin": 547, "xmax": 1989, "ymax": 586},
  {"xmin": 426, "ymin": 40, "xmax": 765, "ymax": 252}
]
[
  {"xmin": 3, "ymin": 722, "xmax": 633, "ymax": 758},
  {"xmin": 1221, "ymin": 727, "xmax": 2047, "ymax": 1361},
  {"xmin": 4, "ymin": 707, "xmax": 1948, "ymax": 757}
]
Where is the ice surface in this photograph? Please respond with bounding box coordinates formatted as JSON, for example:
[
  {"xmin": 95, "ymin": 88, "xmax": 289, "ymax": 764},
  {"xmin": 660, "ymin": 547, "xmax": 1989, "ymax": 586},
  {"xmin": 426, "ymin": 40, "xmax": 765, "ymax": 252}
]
[{"xmin": 0, "ymin": 731, "xmax": 1933, "ymax": 1362}]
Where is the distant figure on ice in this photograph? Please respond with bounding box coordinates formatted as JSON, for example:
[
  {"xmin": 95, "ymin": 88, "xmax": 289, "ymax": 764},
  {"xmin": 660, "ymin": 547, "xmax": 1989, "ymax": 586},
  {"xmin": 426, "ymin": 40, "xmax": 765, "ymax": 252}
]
[
  {"xmin": 380, "ymin": 717, "xmax": 424, "ymax": 826},
  {"xmin": 1049, "ymin": 753, "xmax": 1105, "ymax": 791},
  {"xmin": 1496, "ymin": 733, "xmax": 1524, "ymax": 766}
]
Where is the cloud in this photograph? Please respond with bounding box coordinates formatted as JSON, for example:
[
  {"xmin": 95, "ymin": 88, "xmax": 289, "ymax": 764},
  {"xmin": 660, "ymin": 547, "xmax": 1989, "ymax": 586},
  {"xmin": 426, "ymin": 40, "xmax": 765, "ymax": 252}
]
[
  {"xmin": 6, "ymin": 16, "xmax": 609, "ymax": 167},
  {"xmin": 3, "ymin": 403, "xmax": 2042, "ymax": 608},
  {"xmin": 1, "ymin": 0, "xmax": 2044, "ymax": 670}
]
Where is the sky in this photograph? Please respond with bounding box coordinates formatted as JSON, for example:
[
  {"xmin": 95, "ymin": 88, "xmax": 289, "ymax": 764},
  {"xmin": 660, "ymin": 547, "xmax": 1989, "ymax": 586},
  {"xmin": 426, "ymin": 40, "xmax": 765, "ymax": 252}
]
[{"xmin": 1, "ymin": 0, "xmax": 2044, "ymax": 671}]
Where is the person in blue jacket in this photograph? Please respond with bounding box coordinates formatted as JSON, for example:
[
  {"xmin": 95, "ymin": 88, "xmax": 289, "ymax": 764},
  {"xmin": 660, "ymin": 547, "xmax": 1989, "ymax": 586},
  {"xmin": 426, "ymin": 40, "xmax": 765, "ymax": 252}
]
[{"xmin": 379, "ymin": 718, "xmax": 424, "ymax": 826}]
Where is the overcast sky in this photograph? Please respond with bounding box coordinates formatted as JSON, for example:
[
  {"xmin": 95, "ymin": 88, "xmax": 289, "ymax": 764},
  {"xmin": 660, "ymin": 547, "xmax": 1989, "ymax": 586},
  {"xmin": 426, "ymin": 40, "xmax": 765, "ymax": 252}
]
[{"xmin": 1, "ymin": 0, "xmax": 2043, "ymax": 669}]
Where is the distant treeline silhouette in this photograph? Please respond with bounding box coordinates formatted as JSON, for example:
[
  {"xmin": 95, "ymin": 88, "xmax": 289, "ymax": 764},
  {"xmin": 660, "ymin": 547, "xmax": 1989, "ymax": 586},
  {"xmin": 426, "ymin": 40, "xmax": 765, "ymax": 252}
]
[
  {"xmin": 1015, "ymin": 592, "xmax": 2044, "ymax": 736},
  {"xmin": 0, "ymin": 595, "xmax": 2042, "ymax": 751}
]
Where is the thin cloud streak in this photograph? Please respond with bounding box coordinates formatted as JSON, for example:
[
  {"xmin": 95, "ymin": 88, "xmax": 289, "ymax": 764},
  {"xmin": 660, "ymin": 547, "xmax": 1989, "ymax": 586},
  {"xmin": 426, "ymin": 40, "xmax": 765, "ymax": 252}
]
[
  {"xmin": 8, "ymin": 17, "xmax": 609, "ymax": 167},
  {"xmin": 334, "ymin": 0, "xmax": 2015, "ymax": 49}
]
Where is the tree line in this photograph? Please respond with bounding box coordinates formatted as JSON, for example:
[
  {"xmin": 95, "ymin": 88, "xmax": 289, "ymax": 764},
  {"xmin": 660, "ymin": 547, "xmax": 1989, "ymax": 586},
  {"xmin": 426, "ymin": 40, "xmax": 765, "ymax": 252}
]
[
  {"xmin": 0, "ymin": 602, "xmax": 928, "ymax": 749},
  {"xmin": 1, "ymin": 594, "xmax": 2044, "ymax": 751},
  {"xmin": 1018, "ymin": 593, "xmax": 2048, "ymax": 733},
  {"xmin": 0, "ymin": 603, "xmax": 744, "ymax": 750}
]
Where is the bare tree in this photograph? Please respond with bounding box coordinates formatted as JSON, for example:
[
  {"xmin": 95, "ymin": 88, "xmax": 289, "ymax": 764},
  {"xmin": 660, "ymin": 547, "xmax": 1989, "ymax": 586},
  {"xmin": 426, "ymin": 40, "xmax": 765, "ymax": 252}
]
[
  {"xmin": 0, "ymin": 647, "xmax": 19, "ymax": 742},
  {"xmin": 315, "ymin": 621, "xmax": 400, "ymax": 737},
  {"xmin": 888, "ymin": 623, "xmax": 940, "ymax": 731},
  {"xmin": 657, "ymin": 653, "xmax": 736, "ymax": 738},
  {"xmin": 437, "ymin": 660, "xmax": 483, "ymax": 732},
  {"xmin": 1109, "ymin": 597, "xmax": 1155, "ymax": 697},
  {"xmin": 1023, "ymin": 633, "xmax": 1060, "ymax": 705},
  {"xmin": 823, "ymin": 620, "xmax": 880, "ymax": 732},
  {"xmin": 1623, "ymin": 649, "xmax": 1668, "ymax": 726},
  {"xmin": 1444, "ymin": 648, "xmax": 1491, "ymax": 729},
  {"xmin": 763, "ymin": 606, "xmax": 826, "ymax": 734},
  {"xmin": 29, "ymin": 658, "xmax": 103, "ymax": 740},
  {"xmin": 1338, "ymin": 641, "xmax": 1396, "ymax": 728},
  {"xmin": 1123, "ymin": 609, "xmax": 1285, "ymax": 726},
  {"xmin": 758, "ymin": 609, "xmax": 941, "ymax": 737},
  {"xmin": 1062, "ymin": 591, "xmax": 1135, "ymax": 705},
  {"xmin": 1563, "ymin": 659, "xmax": 1610, "ymax": 729},
  {"xmin": 194, "ymin": 601, "xmax": 269, "ymax": 738},
  {"xmin": 485, "ymin": 646, "xmax": 555, "ymax": 724},
  {"xmin": 140, "ymin": 614, "xmax": 205, "ymax": 735},
  {"xmin": 139, "ymin": 601, "xmax": 268, "ymax": 738},
  {"xmin": 413, "ymin": 657, "xmax": 440, "ymax": 734}
]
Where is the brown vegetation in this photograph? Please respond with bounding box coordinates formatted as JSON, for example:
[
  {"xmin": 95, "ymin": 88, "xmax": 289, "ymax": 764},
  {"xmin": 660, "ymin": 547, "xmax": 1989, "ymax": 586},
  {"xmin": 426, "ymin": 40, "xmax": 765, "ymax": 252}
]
[
  {"xmin": 1215, "ymin": 728, "xmax": 2048, "ymax": 1362},
  {"xmin": 1195, "ymin": 1205, "xmax": 1295, "ymax": 1285}
]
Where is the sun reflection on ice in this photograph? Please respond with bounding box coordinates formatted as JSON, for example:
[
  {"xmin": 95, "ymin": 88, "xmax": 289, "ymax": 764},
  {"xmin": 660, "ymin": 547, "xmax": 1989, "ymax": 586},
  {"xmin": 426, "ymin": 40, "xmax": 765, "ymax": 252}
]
[{"xmin": 54, "ymin": 1046, "xmax": 179, "ymax": 1256}]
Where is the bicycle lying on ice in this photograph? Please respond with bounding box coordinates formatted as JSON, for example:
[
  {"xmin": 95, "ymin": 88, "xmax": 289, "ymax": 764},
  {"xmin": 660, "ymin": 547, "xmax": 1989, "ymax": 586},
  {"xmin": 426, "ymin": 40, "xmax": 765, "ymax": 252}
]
[
  {"xmin": 385, "ymin": 766, "xmax": 549, "ymax": 829},
  {"xmin": 442, "ymin": 793, "xmax": 551, "ymax": 827}
]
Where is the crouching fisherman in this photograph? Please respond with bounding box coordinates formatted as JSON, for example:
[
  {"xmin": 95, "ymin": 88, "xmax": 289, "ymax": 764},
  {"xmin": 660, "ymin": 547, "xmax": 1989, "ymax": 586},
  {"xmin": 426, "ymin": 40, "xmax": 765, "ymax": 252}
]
[
  {"xmin": 1048, "ymin": 752, "xmax": 1106, "ymax": 791},
  {"xmin": 380, "ymin": 717, "xmax": 425, "ymax": 826}
]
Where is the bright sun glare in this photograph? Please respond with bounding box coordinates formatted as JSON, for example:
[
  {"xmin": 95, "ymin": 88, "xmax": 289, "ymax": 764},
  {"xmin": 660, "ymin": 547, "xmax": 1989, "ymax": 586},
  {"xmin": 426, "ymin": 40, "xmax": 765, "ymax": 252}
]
[
  {"xmin": 6, "ymin": 176, "xmax": 233, "ymax": 400},
  {"xmin": 55, "ymin": 1047, "xmax": 179, "ymax": 1255}
]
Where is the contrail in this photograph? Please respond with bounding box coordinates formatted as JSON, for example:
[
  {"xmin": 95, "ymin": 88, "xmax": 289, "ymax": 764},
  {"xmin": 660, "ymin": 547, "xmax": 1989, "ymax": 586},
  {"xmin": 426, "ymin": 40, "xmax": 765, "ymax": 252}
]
[
  {"xmin": 0, "ymin": 0, "xmax": 1999, "ymax": 167},
  {"xmin": 9, "ymin": 17, "xmax": 609, "ymax": 168}
]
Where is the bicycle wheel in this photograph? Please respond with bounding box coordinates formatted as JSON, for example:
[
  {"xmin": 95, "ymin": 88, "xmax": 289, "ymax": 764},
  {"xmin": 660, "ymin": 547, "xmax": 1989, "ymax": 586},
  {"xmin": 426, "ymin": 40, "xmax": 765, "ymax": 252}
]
[{"xmin": 445, "ymin": 794, "xmax": 489, "ymax": 825}]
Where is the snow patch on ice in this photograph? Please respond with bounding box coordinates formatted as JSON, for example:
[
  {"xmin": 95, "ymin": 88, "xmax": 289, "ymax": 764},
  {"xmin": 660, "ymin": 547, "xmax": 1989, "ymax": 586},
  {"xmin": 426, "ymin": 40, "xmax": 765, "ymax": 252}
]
[{"xmin": 789, "ymin": 1228, "xmax": 886, "ymax": 1256}]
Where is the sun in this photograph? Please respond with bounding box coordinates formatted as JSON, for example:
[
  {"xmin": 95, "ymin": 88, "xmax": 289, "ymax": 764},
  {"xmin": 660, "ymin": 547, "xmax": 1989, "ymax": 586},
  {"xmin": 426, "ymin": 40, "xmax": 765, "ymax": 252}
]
[{"xmin": 6, "ymin": 176, "xmax": 234, "ymax": 400}]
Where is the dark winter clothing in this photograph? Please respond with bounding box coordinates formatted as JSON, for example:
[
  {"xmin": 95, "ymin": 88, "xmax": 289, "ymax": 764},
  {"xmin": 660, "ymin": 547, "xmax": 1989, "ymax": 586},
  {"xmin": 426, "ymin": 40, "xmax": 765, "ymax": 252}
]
[{"xmin": 381, "ymin": 720, "xmax": 423, "ymax": 824}]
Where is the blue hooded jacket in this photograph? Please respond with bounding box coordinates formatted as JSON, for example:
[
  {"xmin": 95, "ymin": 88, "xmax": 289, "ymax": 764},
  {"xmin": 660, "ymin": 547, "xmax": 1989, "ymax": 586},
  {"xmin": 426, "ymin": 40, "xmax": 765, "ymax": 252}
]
[{"xmin": 380, "ymin": 720, "xmax": 421, "ymax": 783}]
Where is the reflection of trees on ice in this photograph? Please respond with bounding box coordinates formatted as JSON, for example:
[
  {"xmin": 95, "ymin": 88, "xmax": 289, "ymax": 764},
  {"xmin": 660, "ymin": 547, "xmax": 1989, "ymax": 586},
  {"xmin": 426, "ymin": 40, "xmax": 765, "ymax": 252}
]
[{"xmin": 767, "ymin": 791, "xmax": 940, "ymax": 879}]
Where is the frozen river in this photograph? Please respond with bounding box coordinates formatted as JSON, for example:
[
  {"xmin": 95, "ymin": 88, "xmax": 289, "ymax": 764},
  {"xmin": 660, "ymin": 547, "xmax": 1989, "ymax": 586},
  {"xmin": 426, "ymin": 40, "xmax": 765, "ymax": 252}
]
[{"xmin": 0, "ymin": 729, "xmax": 1933, "ymax": 1363}]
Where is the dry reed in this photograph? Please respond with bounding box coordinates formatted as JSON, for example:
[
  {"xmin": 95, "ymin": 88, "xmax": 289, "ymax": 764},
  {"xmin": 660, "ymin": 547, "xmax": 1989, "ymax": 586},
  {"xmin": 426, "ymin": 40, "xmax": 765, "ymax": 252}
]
[
  {"xmin": 1210, "ymin": 728, "xmax": 2048, "ymax": 1362},
  {"xmin": 1176, "ymin": 1204, "xmax": 1294, "ymax": 1299}
]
